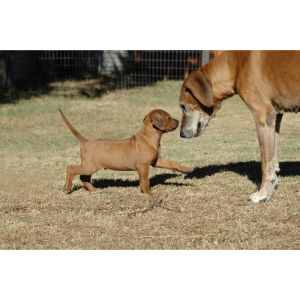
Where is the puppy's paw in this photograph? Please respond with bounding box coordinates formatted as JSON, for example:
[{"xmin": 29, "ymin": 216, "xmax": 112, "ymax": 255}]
[
  {"xmin": 141, "ymin": 190, "xmax": 154, "ymax": 196},
  {"xmin": 180, "ymin": 166, "xmax": 193, "ymax": 174},
  {"xmin": 63, "ymin": 186, "xmax": 72, "ymax": 194},
  {"xmin": 85, "ymin": 185, "xmax": 97, "ymax": 192}
]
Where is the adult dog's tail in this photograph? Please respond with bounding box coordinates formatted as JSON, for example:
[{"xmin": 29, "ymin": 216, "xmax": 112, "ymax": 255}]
[{"xmin": 59, "ymin": 108, "xmax": 88, "ymax": 144}]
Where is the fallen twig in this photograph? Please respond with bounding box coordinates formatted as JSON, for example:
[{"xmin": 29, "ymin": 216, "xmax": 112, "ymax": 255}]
[
  {"xmin": 127, "ymin": 195, "xmax": 163, "ymax": 217},
  {"xmin": 127, "ymin": 192, "xmax": 182, "ymax": 217}
]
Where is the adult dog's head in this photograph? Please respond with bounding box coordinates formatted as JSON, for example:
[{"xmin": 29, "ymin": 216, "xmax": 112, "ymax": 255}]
[{"xmin": 179, "ymin": 69, "xmax": 216, "ymax": 138}]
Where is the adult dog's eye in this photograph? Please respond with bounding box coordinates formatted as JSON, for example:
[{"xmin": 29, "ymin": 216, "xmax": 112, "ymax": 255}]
[
  {"xmin": 185, "ymin": 87, "xmax": 191, "ymax": 94},
  {"xmin": 180, "ymin": 104, "xmax": 185, "ymax": 112}
]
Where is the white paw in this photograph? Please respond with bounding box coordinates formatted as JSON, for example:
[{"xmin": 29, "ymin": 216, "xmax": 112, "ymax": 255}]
[
  {"xmin": 269, "ymin": 175, "xmax": 278, "ymax": 188},
  {"xmin": 270, "ymin": 175, "xmax": 278, "ymax": 191},
  {"xmin": 249, "ymin": 192, "xmax": 268, "ymax": 203},
  {"xmin": 275, "ymin": 163, "xmax": 280, "ymax": 174},
  {"xmin": 249, "ymin": 176, "xmax": 278, "ymax": 203}
]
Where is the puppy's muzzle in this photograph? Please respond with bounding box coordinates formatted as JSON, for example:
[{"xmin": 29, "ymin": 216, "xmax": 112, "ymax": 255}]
[
  {"xmin": 174, "ymin": 119, "xmax": 179, "ymax": 129},
  {"xmin": 168, "ymin": 119, "xmax": 179, "ymax": 132}
]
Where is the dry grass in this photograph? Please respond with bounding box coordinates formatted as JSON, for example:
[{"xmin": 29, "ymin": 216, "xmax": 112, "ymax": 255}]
[{"xmin": 0, "ymin": 80, "xmax": 299, "ymax": 249}]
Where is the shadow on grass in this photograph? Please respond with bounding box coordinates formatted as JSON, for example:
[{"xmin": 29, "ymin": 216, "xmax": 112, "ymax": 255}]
[
  {"xmin": 0, "ymin": 86, "xmax": 54, "ymax": 104},
  {"xmin": 91, "ymin": 173, "xmax": 191, "ymax": 190},
  {"xmin": 186, "ymin": 161, "xmax": 300, "ymax": 184},
  {"xmin": 71, "ymin": 161, "xmax": 298, "ymax": 192}
]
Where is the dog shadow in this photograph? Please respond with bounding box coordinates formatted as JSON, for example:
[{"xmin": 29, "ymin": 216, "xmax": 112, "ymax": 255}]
[
  {"xmin": 90, "ymin": 173, "xmax": 191, "ymax": 190},
  {"xmin": 71, "ymin": 161, "xmax": 299, "ymax": 192},
  {"xmin": 186, "ymin": 160, "xmax": 300, "ymax": 184}
]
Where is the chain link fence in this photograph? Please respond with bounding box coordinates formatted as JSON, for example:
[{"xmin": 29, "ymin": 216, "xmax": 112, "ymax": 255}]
[{"xmin": 0, "ymin": 50, "xmax": 210, "ymax": 94}]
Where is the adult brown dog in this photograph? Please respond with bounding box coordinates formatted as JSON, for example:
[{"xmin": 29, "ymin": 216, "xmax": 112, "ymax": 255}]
[
  {"xmin": 59, "ymin": 108, "xmax": 191, "ymax": 195},
  {"xmin": 179, "ymin": 50, "xmax": 300, "ymax": 203}
]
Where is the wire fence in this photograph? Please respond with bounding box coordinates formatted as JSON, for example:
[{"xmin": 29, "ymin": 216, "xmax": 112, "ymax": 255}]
[{"xmin": 0, "ymin": 50, "xmax": 210, "ymax": 94}]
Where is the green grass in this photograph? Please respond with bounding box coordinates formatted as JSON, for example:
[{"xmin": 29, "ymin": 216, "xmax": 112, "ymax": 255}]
[{"xmin": 0, "ymin": 80, "xmax": 299, "ymax": 249}]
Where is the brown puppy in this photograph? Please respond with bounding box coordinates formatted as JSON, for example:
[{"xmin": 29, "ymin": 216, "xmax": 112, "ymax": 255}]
[
  {"xmin": 59, "ymin": 108, "xmax": 192, "ymax": 195},
  {"xmin": 179, "ymin": 50, "xmax": 300, "ymax": 203}
]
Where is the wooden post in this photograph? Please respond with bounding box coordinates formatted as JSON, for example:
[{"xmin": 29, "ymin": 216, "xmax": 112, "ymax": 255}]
[{"xmin": 201, "ymin": 50, "xmax": 210, "ymax": 65}]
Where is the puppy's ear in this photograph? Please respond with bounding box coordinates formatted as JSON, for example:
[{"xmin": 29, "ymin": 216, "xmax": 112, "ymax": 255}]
[
  {"xmin": 185, "ymin": 71, "xmax": 213, "ymax": 107},
  {"xmin": 150, "ymin": 111, "xmax": 166, "ymax": 131}
]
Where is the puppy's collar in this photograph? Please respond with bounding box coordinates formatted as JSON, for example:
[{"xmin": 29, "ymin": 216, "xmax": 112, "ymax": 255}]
[{"xmin": 152, "ymin": 124, "xmax": 166, "ymax": 133}]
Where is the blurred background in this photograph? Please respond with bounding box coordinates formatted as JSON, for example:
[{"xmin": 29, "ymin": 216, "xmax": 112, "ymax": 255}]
[{"xmin": 0, "ymin": 50, "xmax": 212, "ymax": 100}]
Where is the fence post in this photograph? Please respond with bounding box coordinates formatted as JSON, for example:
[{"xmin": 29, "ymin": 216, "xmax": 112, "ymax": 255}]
[{"xmin": 201, "ymin": 50, "xmax": 210, "ymax": 65}]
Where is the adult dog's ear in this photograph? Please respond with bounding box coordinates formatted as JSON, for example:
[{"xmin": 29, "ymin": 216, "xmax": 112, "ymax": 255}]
[
  {"xmin": 185, "ymin": 70, "xmax": 213, "ymax": 107},
  {"xmin": 150, "ymin": 111, "xmax": 166, "ymax": 131}
]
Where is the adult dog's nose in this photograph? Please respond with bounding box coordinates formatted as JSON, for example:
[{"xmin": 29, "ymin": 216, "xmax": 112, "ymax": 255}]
[
  {"xmin": 180, "ymin": 130, "xmax": 187, "ymax": 138},
  {"xmin": 180, "ymin": 128, "xmax": 194, "ymax": 138}
]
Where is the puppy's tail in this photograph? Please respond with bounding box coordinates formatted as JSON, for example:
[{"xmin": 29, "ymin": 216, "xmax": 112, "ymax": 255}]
[{"xmin": 59, "ymin": 108, "xmax": 88, "ymax": 144}]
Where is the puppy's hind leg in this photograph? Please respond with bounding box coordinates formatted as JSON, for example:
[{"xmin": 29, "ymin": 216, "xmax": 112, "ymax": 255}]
[
  {"xmin": 80, "ymin": 175, "xmax": 96, "ymax": 192},
  {"xmin": 64, "ymin": 164, "xmax": 78, "ymax": 193},
  {"xmin": 64, "ymin": 164, "xmax": 97, "ymax": 194}
]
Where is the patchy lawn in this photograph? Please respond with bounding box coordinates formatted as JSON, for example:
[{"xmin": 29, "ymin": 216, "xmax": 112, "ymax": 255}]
[{"xmin": 0, "ymin": 80, "xmax": 299, "ymax": 249}]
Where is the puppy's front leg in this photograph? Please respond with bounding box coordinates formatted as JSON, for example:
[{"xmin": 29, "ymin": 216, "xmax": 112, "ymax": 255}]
[
  {"xmin": 137, "ymin": 164, "xmax": 152, "ymax": 195},
  {"xmin": 153, "ymin": 156, "xmax": 192, "ymax": 174}
]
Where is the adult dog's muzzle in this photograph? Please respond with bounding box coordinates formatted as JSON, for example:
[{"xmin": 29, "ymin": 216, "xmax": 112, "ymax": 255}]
[{"xmin": 180, "ymin": 114, "xmax": 211, "ymax": 138}]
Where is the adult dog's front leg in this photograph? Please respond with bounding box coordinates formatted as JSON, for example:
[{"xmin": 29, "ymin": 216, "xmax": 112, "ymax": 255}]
[
  {"xmin": 249, "ymin": 111, "xmax": 277, "ymax": 203},
  {"xmin": 273, "ymin": 113, "xmax": 283, "ymax": 174},
  {"xmin": 153, "ymin": 156, "xmax": 192, "ymax": 174}
]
